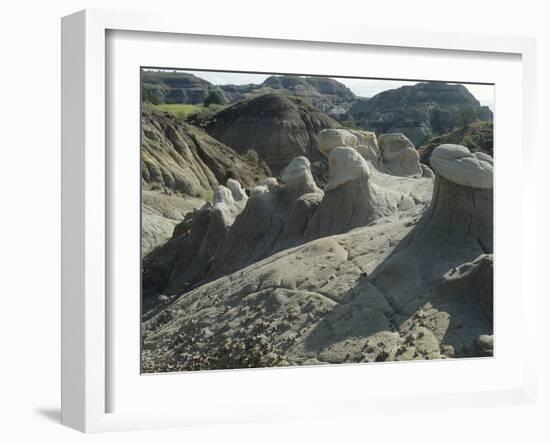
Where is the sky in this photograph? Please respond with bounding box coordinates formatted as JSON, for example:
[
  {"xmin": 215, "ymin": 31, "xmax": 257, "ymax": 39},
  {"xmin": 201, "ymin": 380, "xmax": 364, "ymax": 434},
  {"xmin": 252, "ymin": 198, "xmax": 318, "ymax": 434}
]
[{"xmin": 157, "ymin": 69, "xmax": 495, "ymax": 110}]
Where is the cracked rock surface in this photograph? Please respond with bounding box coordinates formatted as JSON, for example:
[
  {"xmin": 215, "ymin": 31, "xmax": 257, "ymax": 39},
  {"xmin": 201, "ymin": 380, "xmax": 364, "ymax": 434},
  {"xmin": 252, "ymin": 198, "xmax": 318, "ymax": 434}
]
[{"xmin": 142, "ymin": 144, "xmax": 492, "ymax": 372}]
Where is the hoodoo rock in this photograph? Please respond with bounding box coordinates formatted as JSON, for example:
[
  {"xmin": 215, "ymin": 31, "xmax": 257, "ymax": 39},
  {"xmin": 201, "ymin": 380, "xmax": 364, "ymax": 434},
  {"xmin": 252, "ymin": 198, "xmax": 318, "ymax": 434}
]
[
  {"xmin": 317, "ymin": 128, "xmax": 380, "ymax": 166},
  {"xmin": 140, "ymin": 109, "xmax": 269, "ymax": 255},
  {"xmin": 368, "ymin": 144, "xmax": 493, "ymax": 355},
  {"xmin": 305, "ymin": 147, "xmax": 407, "ymax": 240},
  {"xmin": 378, "ymin": 133, "xmax": 423, "ymax": 178},
  {"xmin": 142, "ymin": 159, "xmax": 326, "ymax": 308},
  {"xmin": 206, "ymin": 157, "xmax": 324, "ymax": 279},
  {"xmin": 279, "ymin": 156, "xmax": 322, "ymax": 196},
  {"xmin": 430, "ymin": 144, "xmax": 493, "ymax": 189},
  {"xmin": 226, "ymin": 178, "xmax": 248, "ymax": 205},
  {"xmin": 141, "ymin": 180, "xmax": 248, "ymax": 310},
  {"xmin": 142, "ymin": 144, "xmax": 493, "ymax": 371}
]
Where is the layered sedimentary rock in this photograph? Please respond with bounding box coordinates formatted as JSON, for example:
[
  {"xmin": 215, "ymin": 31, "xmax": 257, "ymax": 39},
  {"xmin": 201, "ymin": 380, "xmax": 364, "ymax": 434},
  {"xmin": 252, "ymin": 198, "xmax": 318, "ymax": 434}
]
[
  {"xmin": 143, "ymin": 144, "xmax": 493, "ymax": 371},
  {"xmin": 141, "ymin": 109, "xmax": 270, "ymax": 254},
  {"xmin": 142, "ymin": 71, "xmax": 357, "ymax": 114},
  {"xmin": 346, "ymin": 82, "xmax": 493, "ymax": 145},
  {"xmin": 206, "ymin": 94, "xmax": 340, "ymax": 174},
  {"xmin": 378, "ymin": 133, "xmax": 423, "ymax": 177},
  {"xmin": 142, "ymin": 108, "xmax": 270, "ymax": 197},
  {"xmin": 418, "ymin": 121, "xmax": 494, "ymax": 165}
]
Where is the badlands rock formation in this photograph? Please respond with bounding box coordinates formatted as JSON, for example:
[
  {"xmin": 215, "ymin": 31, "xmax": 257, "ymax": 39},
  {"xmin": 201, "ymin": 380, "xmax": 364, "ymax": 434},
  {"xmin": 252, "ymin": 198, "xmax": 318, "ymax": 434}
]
[
  {"xmin": 317, "ymin": 128, "xmax": 380, "ymax": 165},
  {"xmin": 142, "ymin": 143, "xmax": 492, "ymax": 372},
  {"xmin": 142, "ymin": 71, "xmax": 357, "ymax": 114},
  {"xmin": 142, "ymin": 158, "xmax": 325, "ymax": 307},
  {"xmin": 206, "ymin": 94, "xmax": 340, "ymax": 174},
  {"xmin": 140, "ymin": 109, "xmax": 270, "ymax": 254},
  {"xmin": 143, "ymin": 143, "xmax": 433, "ymax": 311},
  {"xmin": 141, "ymin": 191, "xmax": 205, "ymax": 256},
  {"xmin": 305, "ymin": 147, "xmax": 408, "ymax": 240},
  {"xmin": 418, "ymin": 121, "xmax": 494, "ymax": 165},
  {"xmin": 346, "ymin": 82, "xmax": 493, "ymax": 145},
  {"xmin": 142, "ymin": 181, "xmax": 247, "ymax": 312},
  {"xmin": 378, "ymin": 133, "xmax": 423, "ymax": 177},
  {"xmin": 142, "ymin": 108, "xmax": 270, "ymax": 197}
]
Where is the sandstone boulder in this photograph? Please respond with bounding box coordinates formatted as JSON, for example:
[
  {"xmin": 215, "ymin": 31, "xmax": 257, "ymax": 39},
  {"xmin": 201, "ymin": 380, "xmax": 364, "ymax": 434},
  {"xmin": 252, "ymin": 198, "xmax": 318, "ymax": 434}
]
[
  {"xmin": 378, "ymin": 133, "xmax": 422, "ymax": 177},
  {"xmin": 317, "ymin": 128, "xmax": 380, "ymax": 166},
  {"xmin": 430, "ymin": 144, "xmax": 493, "ymax": 189}
]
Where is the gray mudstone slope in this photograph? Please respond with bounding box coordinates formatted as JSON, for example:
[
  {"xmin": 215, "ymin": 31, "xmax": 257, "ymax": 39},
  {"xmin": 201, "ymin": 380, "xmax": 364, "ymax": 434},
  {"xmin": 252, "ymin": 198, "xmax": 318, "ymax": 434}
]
[
  {"xmin": 140, "ymin": 108, "xmax": 270, "ymax": 255},
  {"xmin": 346, "ymin": 82, "xmax": 493, "ymax": 145},
  {"xmin": 142, "ymin": 71, "xmax": 357, "ymax": 114},
  {"xmin": 142, "ymin": 147, "xmax": 433, "ymax": 312},
  {"xmin": 206, "ymin": 94, "xmax": 340, "ymax": 175},
  {"xmin": 142, "ymin": 144, "xmax": 492, "ymax": 372}
]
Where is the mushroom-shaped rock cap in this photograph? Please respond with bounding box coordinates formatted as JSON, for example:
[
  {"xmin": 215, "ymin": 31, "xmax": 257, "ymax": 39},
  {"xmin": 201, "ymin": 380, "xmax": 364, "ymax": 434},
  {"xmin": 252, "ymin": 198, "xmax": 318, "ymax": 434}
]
[
  {"xmin": 226, "ymin": 178, "xmax": 248, "ymax": 203},
  {"xmin": 325, "ymin": 146, "xmax": 370, "ymax": 191},
  {"xmin": 250, "ymin": 177, "xmax": 279, "ymax": 199},
  {"xmin": 378, "ymin": 133, "xmax": 422, "ymax": 177},
  {"xmin": 212, "ymin": 185, "xmax": 235, "ymax": 206},
  {"xmin": 317, "ymin": 128, "xmax": 359, "ymax": 157},
  {"xmin": 280, "ymin": 156, "xmax": 311, "ymax": 183},
  {"xmin": 430, "ymin": 144, "xmax": 493, "ymax": 189},
  {"xmin": 317, "ymin": 128, "xmax": 379, "ymax": 159},
  {"xmin": 280, "ymin": 156, "xmax": 321, "ymax": 195}
]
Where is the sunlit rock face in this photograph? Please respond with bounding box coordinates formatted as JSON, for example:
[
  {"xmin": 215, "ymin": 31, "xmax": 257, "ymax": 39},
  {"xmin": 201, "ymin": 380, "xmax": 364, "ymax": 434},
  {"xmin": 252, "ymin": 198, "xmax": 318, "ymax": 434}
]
[
  {"xmin": 280, "ymin": 156, "xmax": 322, "ymax": 197},
  {"xmin": 430, "ymin": 144, "xmax": 493, "ymax": 189},
  {"xmin": 142, "ymin": 141, "xmax": 494, "ymax": 372},
  {"xmin": 305, "ymin": 147, "xmax": 397, "ymax": 240},
  {"xmin": 317, "ymin": 128, "xmax": 380, "ymax": 166},
  {"xmin": 206, "ymin": 156, "xmax": 324, "ymax": 281},
  {"xmin": 378, "ymin": 133, "xmax": 422, "ymax": 178}
]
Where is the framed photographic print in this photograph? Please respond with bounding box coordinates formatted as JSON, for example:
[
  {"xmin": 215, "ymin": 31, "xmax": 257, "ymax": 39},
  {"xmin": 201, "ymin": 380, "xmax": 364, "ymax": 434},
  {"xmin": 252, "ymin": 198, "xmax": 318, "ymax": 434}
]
[{"xmin": 61, "ymin": 9, "xmax": 537, "ymax": 432}]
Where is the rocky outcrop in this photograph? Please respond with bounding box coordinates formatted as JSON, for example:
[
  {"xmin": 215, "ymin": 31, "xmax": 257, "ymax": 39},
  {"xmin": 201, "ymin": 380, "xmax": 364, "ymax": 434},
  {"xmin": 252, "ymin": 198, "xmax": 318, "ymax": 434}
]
[
  {"xmin": 206, "ymin": 94, "xmax": 340, "ymax": 174},
  {"xmin": 347, "ymin": 82, "xmax": 493, "ymax": 145},
  {"xmin": 305, "ymin": 147, "xmax": 396, "ymax": 240},
  {"xmin": 317, "ymin": 128, "xmax": 380, "ymax": 165},
  {"xmin": 430, "ymin": 144, "xmax": 493, "ymax": 189},
  {"xmin": 418, "ymin": 121, "xmax": 493, "ymax": 165},
  {"xmin": 141, "ymin": 191, "xmax": 204, "ymax": 256},
  {"xmin": 141, "ymin": 108, "xmax": 270, "ymax": 254},
  {"xmin": 141, "ymin": 108, "xmax": 270, "ymax": 198},
  {"xmin": 142, "ymin": 143, "xmax": 493, "ymax": 371},
  {"xmin": 142, "ymin": 180, "xmax": 248, "ymax": 311},
  {"xmin": 378, "ymin": 133, "xmax": 422, "ymax": 177},
  {"xmin": 254, "ymin": 75, "xmax": 356, "ymax": 113},
  {"xmin": 206, "ymin": 157, "xmax": 324, "ymax": 280},
  {"xmin": 368, "ymin": 144, "xmax": 493, "ymax": 355},
  {"xmin": 142, "ymin": 159, "xmax": 326, "ymax": 308},
  {"xmin": 142, "ymin": 71, "xmax": 213, "ymax": 104},
  {"xmin": 142, "ymin": 71, "xmax": 357, "ymax": 114}
]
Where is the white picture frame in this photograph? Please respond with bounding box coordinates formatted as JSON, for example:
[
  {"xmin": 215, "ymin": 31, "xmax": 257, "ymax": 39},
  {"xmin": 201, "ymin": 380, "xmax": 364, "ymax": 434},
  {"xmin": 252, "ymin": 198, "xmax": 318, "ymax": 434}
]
[{"xmin": 61, "ymin": 9, "xmax": 537, "ymax": 433}]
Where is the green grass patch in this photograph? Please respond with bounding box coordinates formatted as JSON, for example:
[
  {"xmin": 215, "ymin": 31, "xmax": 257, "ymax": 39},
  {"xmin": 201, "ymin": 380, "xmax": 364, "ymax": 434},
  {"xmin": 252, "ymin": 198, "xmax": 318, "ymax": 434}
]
[{"xmin": 153, "ymin": 103, "xmax": 202, "ymax": 120}]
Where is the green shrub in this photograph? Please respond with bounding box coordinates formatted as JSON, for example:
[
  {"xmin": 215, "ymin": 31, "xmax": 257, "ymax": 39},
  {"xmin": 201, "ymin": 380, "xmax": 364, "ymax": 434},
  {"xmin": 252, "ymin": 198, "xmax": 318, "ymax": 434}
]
[{"xmin": 204, "ymin": 90, "xmax": 226, "ymax": 107}]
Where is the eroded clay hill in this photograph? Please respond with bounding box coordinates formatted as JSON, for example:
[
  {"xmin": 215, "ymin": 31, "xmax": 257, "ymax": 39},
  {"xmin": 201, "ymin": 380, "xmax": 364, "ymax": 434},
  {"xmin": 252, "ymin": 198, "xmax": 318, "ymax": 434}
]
[
  {"xmin": 139, "ymin": 128, "xmax": 496, "ymax": 372},
  {"xmin": 205, "ymin": 94, "xmax": 341, "ymax": 176},
  {"xmin": 142, "ymin": 129, "xmax": 433, "ymax": 313},
  {"xmin": 141, "ymin": 108, "xmax": 270, "ymax": 254}
]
